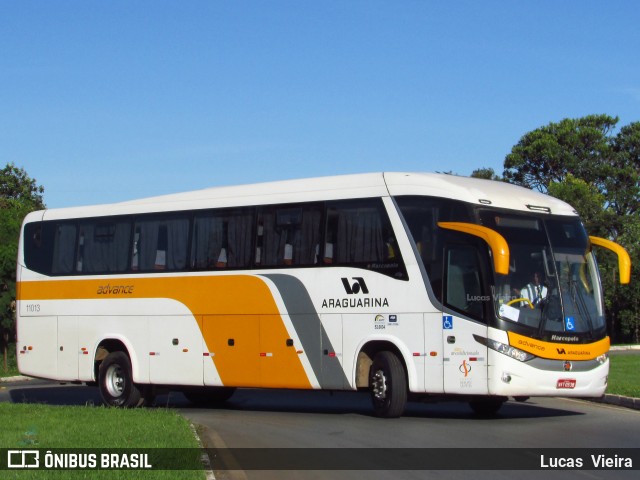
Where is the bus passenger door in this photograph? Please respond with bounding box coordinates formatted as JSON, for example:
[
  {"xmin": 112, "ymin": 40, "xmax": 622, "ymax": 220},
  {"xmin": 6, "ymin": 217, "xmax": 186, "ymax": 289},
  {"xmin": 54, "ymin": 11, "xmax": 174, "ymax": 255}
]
[{"xmin": 442, "ymin": 243, "xmax": 489, "ymax": 395}]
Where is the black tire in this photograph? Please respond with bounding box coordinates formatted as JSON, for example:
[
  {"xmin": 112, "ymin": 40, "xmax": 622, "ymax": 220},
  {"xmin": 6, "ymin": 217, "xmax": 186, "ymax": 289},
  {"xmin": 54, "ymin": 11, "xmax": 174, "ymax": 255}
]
[
  {"xmin": 98, "ymin": 351, "xmax": 143, "ymax": 407},
  {"xmin": 369, "ymin": 351, "xmax": 408, "ymax": 418},
  {"xmin": 183, "ymin": 387, "xmax": 236, "ymax": 406},
  {"xmin": 469, "ymin": 398, "xmax": 504, "ymax": 417}
]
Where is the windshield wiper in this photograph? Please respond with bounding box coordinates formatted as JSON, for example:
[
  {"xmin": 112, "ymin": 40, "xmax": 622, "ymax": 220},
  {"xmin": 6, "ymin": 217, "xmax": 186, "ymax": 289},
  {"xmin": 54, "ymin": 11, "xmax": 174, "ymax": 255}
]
[{"xmin": 567, "ymin": 277, "xmax": 595, "ymax": 333}]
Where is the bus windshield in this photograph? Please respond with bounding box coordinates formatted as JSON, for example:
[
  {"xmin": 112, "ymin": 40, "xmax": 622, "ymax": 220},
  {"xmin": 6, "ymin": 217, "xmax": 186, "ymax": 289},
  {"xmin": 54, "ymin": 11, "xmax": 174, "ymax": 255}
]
[{"xmin": 480, "ymin": 211, "xmax": 605, "ymax": 337}]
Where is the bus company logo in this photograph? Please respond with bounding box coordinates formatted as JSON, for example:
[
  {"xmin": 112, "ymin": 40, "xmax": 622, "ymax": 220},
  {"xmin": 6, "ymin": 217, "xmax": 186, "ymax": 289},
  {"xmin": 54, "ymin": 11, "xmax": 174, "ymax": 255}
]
[
  {"xmin": 321, "ymin": 278, "xmax": 389, "ymax": 309},
  {"xmin": 341, "ymin": 277, "xmax": 369, "ymax": 295},
  {"xmin": 459, "ymin": 360, "xmax": 472, "ymax": 377},
  {"xmin": 8, "ymin": 450, "xmax": 39, "ymax": 469},
  {"xmin": 557, "ymin": 347, "xmax": 591, "ymax": 357},
  {"xmin": 517, "ymin": 339, "xmax": 546, "ymax": 352},
  {"xmin": 96, "ymin": 284, "xmax": 135, "ymax": 295},
  {"xmin": 563, "ymin": 361, "xmax": 573, "ymax": 372}
]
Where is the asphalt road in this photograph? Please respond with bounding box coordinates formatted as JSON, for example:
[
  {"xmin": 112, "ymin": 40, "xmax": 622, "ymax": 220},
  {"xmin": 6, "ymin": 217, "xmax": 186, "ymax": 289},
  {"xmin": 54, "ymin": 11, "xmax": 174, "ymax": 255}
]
[{"xmin": 1, "ymin": 378, "xmax": 639, "ymax": 480}]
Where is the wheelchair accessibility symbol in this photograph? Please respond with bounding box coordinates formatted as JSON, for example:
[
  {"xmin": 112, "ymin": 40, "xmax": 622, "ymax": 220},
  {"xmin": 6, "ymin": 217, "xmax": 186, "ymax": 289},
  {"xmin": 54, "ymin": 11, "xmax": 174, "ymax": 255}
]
[
  {"xmin": 565, "ymin": 316, "xmax": 575, "ymax": 331},
  {"xmin": 443, "ymin": 316, "xmax": 453, "ymax": 330}
]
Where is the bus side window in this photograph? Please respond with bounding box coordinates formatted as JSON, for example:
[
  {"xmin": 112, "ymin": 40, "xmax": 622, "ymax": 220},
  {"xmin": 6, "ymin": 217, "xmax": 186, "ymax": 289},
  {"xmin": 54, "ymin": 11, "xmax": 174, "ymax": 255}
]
[
  {"xmin": 132, "ymin": 217, "xmax": 189, "ymax": 272},
  {"xmin": 326, "ymin": 200, "xmax": 386, "ymax": 265},
  {"xmin": 256, "ymin": 204, "xmax": 322, "ymax": 267},
  {"xmin": 445, "ymin": 244, "xmax": 485, "ymax": 321},
  {"xmin": 192, "ymin": 209, "xmax": 253, "ymax": 270},
  {"xmin": 256, "ymin": 208, "xmax": 288, "ymax": 266},
  {"xmin": 23, "ymin": 222, "xmax": 52, "ymax": 275},
  {"xmin": 192, "ymin": 215, "xmax": 224, "ymax": 269},
  {"xmin": 295, "ymin": 206, "xmax": 322, "ymax": 265},
  {"xmin": 52, "ymin": 223, "xmax": 77, "ymax": 275},
  {"xmin": 76, "ymin": 220, "xmax": 131, "ymax": 274},
  {"xmin": 324, "ymin": 198, "xmax": 406, "ymax": 278}
]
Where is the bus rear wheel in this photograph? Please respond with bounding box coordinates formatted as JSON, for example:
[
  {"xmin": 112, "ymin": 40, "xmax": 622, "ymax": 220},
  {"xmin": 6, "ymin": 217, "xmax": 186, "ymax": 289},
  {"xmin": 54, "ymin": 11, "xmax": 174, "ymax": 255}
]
[
  {"xmin": 98, "ymin": 351, "xmax": 143, "ymax": 407},
  {"xmin": 369, "ymin": 351, "xmax": 407, "ymax": 418}
]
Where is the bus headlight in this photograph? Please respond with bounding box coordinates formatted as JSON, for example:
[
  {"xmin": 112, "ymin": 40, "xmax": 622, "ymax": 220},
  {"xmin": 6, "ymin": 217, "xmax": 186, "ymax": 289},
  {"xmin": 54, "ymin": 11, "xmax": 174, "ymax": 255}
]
[
  {"xmin": 596, "ymin": 353, "xmax": 608, "ymax": 365},
  {"xmin": 488, "ymin": 339, "xmax": 535, "ymax": 362}
]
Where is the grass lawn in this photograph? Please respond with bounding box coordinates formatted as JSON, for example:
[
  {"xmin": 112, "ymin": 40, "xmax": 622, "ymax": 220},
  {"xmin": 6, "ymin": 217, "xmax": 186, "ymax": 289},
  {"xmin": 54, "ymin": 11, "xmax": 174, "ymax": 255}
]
[
  {"xmin": 0, "ymin": 403, "xmax": 205, "ymax": 479},
  {"xmin": 607, "ymin": 353, "xmax": 640, "ymax": 398}
]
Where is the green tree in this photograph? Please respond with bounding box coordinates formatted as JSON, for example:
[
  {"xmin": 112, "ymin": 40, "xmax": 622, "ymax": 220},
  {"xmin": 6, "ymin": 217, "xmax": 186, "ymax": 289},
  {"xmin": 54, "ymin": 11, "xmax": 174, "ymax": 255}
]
[
  {"xmin": 0, "ymin": 163, "xmax": 45, "ymax": 370},
  {"xmin": 615, "ymin": 217, "xmax": 640, "ymax": 343},
  {"xmin": 607, "ymin": 122, "xmax": 640, "ymax": 235},
  {"xmin": 503, "ymin": 114, "xmax": 618, "ymax": 192},
  {"xmin": 470, "ymin": 167, "xmax": 503, "ymax": 181},
  {"xmin": 0, "ymin": 164, "xmax": 45, "ymax": 206},
  {"xmin": 546, "ymin": 174, "xmax": 610, "ymax": 237},
  {"xmin": 503, "ymin": 116, "xmax": 639, "ymax": 343},
  {"xmin": 608, "ymin": 123, "xmax": 640, "ymax": 342}
]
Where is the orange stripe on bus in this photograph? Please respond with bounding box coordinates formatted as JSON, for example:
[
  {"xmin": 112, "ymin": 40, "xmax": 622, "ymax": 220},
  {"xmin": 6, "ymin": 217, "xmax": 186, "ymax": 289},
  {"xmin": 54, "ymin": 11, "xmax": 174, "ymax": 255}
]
[
  {"xmin": 507, "ymin": 331, "xmax": 609, "ymax": 361},
  {"xmin": 18, "ymin": 276, "xmax": 312, "ymax": 389},
  {"xmin": 18, "ymin": 276, "xmax": 275, "ymax": 314}
]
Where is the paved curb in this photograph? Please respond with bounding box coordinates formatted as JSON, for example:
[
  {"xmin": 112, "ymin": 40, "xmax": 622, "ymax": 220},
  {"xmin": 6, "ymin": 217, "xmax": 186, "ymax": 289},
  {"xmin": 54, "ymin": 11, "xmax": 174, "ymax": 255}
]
[
  {"xmin": 188, "ymin": 424, "xmax": 216, "ymax": 480},
  {"xmin": 0, "ymin": 375, "xmax": 32, "ymax": 383},
  {"xmin": 610, "ymin": 345, "xmax": 640, "ymax": 351},
  {"xmin": 589, "ymin": 394, "xmax": 640, "ymax": 410}
]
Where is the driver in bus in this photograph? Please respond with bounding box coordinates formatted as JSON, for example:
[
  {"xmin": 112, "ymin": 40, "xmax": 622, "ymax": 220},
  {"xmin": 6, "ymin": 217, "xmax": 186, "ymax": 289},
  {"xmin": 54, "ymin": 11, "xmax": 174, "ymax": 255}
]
[{"xmin": 520, "ymin": 271, "xmax": 548, "ymax": 307}]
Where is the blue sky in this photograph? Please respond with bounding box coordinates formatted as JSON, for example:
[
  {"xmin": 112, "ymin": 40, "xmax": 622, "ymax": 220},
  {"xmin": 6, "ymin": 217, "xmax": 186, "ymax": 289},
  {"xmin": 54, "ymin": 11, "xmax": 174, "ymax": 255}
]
[{"xmin": 1, "ymin": 1, "xmax": 639, "ymax": 208}]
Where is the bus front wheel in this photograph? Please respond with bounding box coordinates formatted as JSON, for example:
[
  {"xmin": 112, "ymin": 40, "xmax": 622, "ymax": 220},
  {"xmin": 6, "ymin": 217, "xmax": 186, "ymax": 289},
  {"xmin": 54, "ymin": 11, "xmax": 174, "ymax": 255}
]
[
  {"xmin": 369, "ymin": 351, "xmax": 407, "ymax": 418},
  {"xmin": 98, "ymin": 351, "xmax": 143, "ymax": 407}
]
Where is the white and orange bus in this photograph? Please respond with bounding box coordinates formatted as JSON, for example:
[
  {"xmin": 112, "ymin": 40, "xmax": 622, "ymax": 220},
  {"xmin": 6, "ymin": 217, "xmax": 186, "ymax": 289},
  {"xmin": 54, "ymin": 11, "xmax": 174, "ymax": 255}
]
[{"xmin": 16, "ymin": 172, "xmax": 631, "ymax": 417}]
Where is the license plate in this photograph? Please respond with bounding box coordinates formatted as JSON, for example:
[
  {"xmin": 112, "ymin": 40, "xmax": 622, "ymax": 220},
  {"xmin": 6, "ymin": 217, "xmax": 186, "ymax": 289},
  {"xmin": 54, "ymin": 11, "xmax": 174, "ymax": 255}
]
[{"xmin": 557, "ymin": 379, "xmax": 576, "ymax": 389}]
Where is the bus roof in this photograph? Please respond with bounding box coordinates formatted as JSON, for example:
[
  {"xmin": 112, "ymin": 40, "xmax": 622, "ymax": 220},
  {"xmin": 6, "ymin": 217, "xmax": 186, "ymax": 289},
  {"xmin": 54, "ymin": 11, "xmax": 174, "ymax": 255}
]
[
  {"xmin": 384, "ymin": 172, "xmax": 577, "ymax": 215},
  {"xmin": 32, "ymin": 172, "xmax": 577, "ymax": 221}
]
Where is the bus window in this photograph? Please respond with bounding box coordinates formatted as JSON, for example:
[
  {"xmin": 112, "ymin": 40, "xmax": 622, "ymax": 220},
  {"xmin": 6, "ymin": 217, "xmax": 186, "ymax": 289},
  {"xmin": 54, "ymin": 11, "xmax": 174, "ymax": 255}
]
[
  {"xmin": 192, "ymin": 208, "xmax": 254, "ymax": 269},
  {"xmin": 325, "ymin": 198, "xmax": 405, "ymax": 278},
  {"xmin": 76, "ymin": 220, "xmax": 131, "ymax": 273},
  {"xmin": 395, "ymin": 196, "xmax": 474, "ymax": 298},
  {"xmin": 445, "ymin": 244, "xmax": 485, "ymax": 321},
  {"xmin": 52, "ymin": 223, "xmax": 77, "ymax": 275},
  {"xmin": 132, "ymin": 216, "xmax": 189, "ymax": 272},
  {"xmin": 24, "ymin": 222, "xmax": 50, "ymax": 275},
  {"xmin": 326, "ymin": 200, "xmax": 383, "ymax": 264},
  {"xmin": 256, "ymin": 204, "xmax": 322, "ymax": 267}
]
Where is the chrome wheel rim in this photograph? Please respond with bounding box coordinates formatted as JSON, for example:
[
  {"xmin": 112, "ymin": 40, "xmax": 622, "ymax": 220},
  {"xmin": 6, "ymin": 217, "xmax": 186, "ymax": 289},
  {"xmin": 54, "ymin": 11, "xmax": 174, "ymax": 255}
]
[
  {"xmin": 105, "ymin": 364, "xmax": 125, "ymax": 397},
  {"xmin": 372, "ymin": 369, "xmax": 388, "ymax": 401}
]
